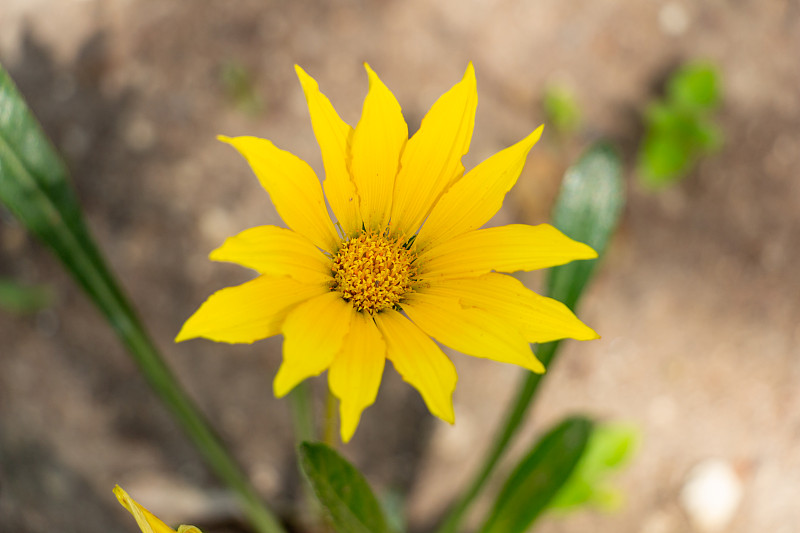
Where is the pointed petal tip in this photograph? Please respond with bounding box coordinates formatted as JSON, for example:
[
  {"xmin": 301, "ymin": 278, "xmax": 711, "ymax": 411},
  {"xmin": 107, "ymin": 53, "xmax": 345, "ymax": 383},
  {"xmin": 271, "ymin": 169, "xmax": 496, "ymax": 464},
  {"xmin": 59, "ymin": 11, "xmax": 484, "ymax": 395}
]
[
  {"xmin": 294, "ymin": 64, "xmax": 317, "ymax": 89},
  {"xmin": 216, "ymin": 134, "xmax": 234, "ymax": 144},
  {"xmin": 112, "ymin": 484, "xmax": 125, "ymax": 499},
  {"xmin": 174, "ymin": 326, "xmax": 192, "ymax": 343},
  {"xmin": 363, "ymin": 62, "xmax": 380, "ymax": 84},
  {"xmin": 463, "ymin": 61, "xmax": 476, "ymax": 83},
  {"xmin": 339, "ymin": 413, "xmax": 357, "ymax": 443},
  {"xmin": 579, "ymin": 242, "xmax": 600, "ymax": 259},
  {"xmin": 518, "ymin": 125, "xmax": 545, "ymax": 152},
  {"xmin": 207, "ymin": 246, "xmax": 222, "ymax": 262},
  {"xmin": 437, "ymin": 389, "xmax": 456, "ymax": 425},
  {"xmin": 362, "ymin": 63, "xmax": 392, "ymax": 92},
  {"xmin": 525, "ymin": 357, "xmax": 546, "ymax": 374},
  {"xmin": 272, "ymin": 377, "xmax": 291, "ymax": 399},
  {"xmin": 580, "ymin": 327, "xmax": 601, "ymax": 341}
]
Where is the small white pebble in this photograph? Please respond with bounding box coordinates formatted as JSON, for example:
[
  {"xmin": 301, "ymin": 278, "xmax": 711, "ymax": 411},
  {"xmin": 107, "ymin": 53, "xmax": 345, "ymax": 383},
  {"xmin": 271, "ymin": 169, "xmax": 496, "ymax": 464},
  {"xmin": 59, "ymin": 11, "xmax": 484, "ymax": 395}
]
[{"xmin": 680, "ymin": 459, "xmax": 743, "ymax": 532}]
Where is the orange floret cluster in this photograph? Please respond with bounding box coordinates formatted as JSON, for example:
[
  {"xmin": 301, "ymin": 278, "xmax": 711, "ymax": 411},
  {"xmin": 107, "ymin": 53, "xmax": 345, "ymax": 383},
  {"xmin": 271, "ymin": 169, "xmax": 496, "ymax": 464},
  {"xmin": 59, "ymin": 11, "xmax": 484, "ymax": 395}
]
[{"xmin": 332, "ymin": 232, "xmax": 415, "ymax": 314}]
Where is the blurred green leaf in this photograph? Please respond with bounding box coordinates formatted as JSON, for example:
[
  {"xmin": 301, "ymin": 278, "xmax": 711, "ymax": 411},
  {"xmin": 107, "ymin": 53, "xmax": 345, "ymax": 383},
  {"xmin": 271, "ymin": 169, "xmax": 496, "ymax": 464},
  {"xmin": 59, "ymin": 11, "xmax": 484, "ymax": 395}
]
[
  {"xmin": 637, "ymin": 61, "xmax": 723, "ymax": 188},
  {"xmin": 543, "ymin": 85, "xmax": 582, "ymax": 135},
  {"xmin": 638, "ymin": 109, "xmax": 723, "ymax": 188},
  {"xmin": 667, "ymin": 62, "xmax": 721, "ymax": 111},
  {"xmin": 639, "ymin": 126, "xmax": 693, "ymax": 186},
  {"xmin": 479, "ymin": 417, "xmax": 593, "ymax": 533},
  {"xmin": 548, "ymin": 423, "xmax": 640, "ymax": 513},
  {"xmin": 0, "ymin": 279, "xmax": 53, "ymax": 314},
  {"xmin": 299, "ymin": 442, "xmax": 391, "ymax": 533},
  {"xmin": 547, "ymin": 142, "xmax": 624, "ymax": 310}
]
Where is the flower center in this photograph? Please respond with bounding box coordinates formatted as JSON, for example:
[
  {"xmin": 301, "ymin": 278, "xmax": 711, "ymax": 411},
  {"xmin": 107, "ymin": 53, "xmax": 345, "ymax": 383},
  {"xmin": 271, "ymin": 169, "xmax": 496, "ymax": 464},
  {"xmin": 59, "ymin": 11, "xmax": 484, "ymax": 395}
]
[{"xmin": 332, "ymin": 232, "xmax": 416, "ymax": 314}]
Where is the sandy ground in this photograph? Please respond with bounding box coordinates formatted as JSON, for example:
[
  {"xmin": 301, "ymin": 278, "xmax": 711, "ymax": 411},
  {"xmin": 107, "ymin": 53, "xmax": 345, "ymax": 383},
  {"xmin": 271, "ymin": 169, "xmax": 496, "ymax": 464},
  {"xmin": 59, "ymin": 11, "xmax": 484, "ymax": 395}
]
[{"xmin": 1, "ymin": 1, "xmax": 799, "ymax": 532}]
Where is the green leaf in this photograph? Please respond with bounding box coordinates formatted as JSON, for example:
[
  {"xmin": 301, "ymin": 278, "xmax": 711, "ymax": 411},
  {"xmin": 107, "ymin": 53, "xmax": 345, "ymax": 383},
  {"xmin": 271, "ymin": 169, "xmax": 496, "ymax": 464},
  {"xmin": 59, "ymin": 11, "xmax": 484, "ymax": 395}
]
[
  {"xmin": 299, "ymin": 442, "xmax": 391, "ymax": 533},
  {"xmin": 546, "ymin": 142, "xmax": 624, "ymax": 309},
  {"xmin": 479, "ymin": 417, "xmax": 593, "ymax": 533},
  {"xmin": 636, "ymin": 61, "xmax": 723, "ymax": 188},
  {"xmin": 433, "ymin": 143, "xmax": 626, "ymax": 533},
  {"xmin": 0, "ymin": 62, "xmax": 129, "ymax": 322},
  {"xmin": 548, "ymin": 423, "xmax": 639, "ymax": 513},
  {"xmin": 0, "ymin": 62, "xmax": 285, "ymax": 533},
  {"xmin": 667, "ymin": 62, "xmax": 721, "ymax": 111},
  {"xmin": 637, "ymin": 107, "xmax": 723, "ymax": 188},
  {"xmin": 0, "ymin": 279, "xmax": 53, "ymax": 314},
  {"xmin": 638, "ymin": 127, "xmax": 693, "ymax": 186}
]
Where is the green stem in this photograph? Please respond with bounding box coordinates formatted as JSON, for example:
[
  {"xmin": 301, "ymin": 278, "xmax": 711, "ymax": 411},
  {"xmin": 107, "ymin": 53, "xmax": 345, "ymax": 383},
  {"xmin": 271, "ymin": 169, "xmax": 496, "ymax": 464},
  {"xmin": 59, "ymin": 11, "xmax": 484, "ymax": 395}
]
[
  {"xmin": 435, "ymin": 341, "xmax": 560, "ymax": 533},
  {"xmin": 104, "ymin": 290, "xmax": 286, "ymax": 533},
  {"xmin": 323, "ymin": 388, "xmax": 337, "ymax": 448},
  {"xmin": 289, "ymin": 381, "xmax": 316, "ymax": 445},
  {"xmin": 0, "ymin": 75, "xmax": 285, "ymax": 532},
  {"xmin": 31, "ymin": 216, "xmax": 286, "ymax": 533}
]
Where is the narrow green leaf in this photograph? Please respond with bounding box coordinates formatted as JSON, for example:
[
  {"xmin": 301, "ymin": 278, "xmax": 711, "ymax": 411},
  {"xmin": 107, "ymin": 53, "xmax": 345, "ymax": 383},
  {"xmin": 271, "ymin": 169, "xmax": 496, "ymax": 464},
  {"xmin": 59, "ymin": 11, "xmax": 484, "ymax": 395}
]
[
  {"xmin": 0, "ymin": 63, "xmax": 285, "ymax": 533},
  {"xmin": 0, "ymin": 279, "xmax": 53, "ymax": 314},
  {"xmin": 0, "ymin": 62, "xmax": 129, "ymax": 324},
  {"xmin": 434, "ymin": 142, "xmax": 625, "ymax": 533},
  {"xmin": 546, "ymin": 142, "xmax": 624, "ymax": 309},
  {"xmin": 299, "ymin": 442, "xmax": 390, "ymax": 533},
  {"xmin": 479, "ymin": 417, "xmax": 593, "ymax": 533}
]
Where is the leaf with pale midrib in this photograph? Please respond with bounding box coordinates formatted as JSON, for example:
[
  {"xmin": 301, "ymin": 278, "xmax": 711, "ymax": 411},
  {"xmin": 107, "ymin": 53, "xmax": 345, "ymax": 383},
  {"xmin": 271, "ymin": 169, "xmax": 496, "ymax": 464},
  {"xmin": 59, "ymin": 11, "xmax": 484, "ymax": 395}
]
[{"xmin": 300, "ymin": 442, "xmax": 391, "ymax": 533}]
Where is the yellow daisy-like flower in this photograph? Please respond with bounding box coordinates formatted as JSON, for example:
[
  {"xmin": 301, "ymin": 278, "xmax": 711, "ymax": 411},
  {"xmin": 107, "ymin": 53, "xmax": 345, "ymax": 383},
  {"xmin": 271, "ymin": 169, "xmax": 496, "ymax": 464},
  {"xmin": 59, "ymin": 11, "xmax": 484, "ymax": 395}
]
[
  {"xmin": 114, "ymin": 485, "xmax": 202, "ymax": 533},
  {"xmin": 177, "ymin": 63, "xmax": 598, "ymax": 442}
]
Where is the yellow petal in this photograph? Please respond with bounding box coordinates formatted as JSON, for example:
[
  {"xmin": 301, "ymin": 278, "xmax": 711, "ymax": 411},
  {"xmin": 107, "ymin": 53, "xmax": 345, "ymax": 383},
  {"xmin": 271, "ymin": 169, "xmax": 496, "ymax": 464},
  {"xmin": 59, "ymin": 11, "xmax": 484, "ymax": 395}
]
[
  {"xmin": 373, "ymin": 310, "xmax": 456, "ymax": 423},
  {"xmin": 328, "ymin": 312, "xmax": 387, "ymax": 442},
  {"xmin": 423, "ymin": 273, "xmax": 599, "ymax": 343},
  {"xmin": 390, "ymin": 63, "xmax": 477, "ymax": 236},
  {"xmin": 274, "ymin": 291, "xmax": 354, "ymax": 397},
  {"xmin": 218, "ymin": 135, "xmax": 339, "ymax": 253},
  {"xmin": 350, "ymin": 64, "xmax": 407, "ymax": 230},
  {"xmin": 418, "ymin": 224, "xmax": 597, "ymax": 280},
  {"xmin": 176, "ymin": 276, "xmax": 327, "ymax": 343},
  {"xmin": 209, "ymin": 225, "xmax": 332, "ymax": 284},
  {"xmin": 416, "ymin": 126, "xmax": 544, "ymax": 250},
  {"xmin": 295, "ymin": 65, "xmax": 361, "ymax": 235},
  {"xmin": 403, "ymin": 292, "xmax": 544, "ymax": 373},
  {"xmin": 114, "ymin": 485, "xmax": 179, "ymax": 533}
]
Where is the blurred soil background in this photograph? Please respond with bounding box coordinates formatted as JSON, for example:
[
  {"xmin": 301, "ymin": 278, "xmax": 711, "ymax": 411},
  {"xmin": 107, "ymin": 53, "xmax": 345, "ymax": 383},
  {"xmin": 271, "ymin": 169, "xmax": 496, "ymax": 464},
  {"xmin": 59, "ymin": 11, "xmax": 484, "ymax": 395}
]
[{"xmin": 1, "ymin": 1, "xmax": 799, "ymax": 532}]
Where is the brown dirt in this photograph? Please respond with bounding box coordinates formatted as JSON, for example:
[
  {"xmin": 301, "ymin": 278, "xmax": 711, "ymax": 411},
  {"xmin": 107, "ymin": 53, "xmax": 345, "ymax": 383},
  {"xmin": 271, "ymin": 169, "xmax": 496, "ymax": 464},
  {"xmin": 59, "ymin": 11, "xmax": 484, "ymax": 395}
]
[{"xmin": 2, "ymin": 1, "xmax": 799, "ymax": 532}]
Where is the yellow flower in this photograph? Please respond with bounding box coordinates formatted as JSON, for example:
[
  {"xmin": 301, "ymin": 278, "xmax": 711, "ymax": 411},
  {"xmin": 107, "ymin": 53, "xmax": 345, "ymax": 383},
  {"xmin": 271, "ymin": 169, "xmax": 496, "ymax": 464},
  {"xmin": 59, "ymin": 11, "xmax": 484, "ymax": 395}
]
[
  {"xmin": 177, "ymin": 63, "xmax": 598, "ymax": 442},
  {"xmin": 113, "ymin": 485, "xmax": 202, "ymax": 533}
]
